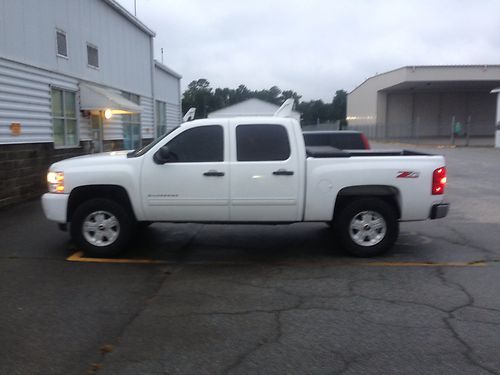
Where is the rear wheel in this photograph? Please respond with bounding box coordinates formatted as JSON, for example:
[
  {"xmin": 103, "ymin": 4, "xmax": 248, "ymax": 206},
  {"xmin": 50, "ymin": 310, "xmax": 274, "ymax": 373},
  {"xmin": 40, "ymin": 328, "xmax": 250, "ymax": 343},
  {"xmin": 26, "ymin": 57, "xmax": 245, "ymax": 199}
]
[
  {"xmin": 71, "ymin": 198, "xmax": 133, "ymax": 257},
  {"xmin": 335, "ymin": 198, "xmax": 398, "ymax": 257}
]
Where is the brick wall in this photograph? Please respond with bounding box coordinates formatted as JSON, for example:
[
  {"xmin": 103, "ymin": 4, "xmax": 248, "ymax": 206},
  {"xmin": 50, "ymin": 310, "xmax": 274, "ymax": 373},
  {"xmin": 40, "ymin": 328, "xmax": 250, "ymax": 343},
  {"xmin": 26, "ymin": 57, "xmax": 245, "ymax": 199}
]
[{"xmin": 0, "ymin": 140, "xmax": 125, "ymax": 209}]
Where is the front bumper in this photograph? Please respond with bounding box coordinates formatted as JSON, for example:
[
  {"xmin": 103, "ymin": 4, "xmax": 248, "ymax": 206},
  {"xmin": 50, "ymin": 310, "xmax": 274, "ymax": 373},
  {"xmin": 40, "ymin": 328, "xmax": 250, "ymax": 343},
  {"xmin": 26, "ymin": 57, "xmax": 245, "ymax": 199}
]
[
  {"xmin": 430, "ymin": 203, "xmax": 449, "ymax": 219},
  {"xmin": 41, "ymin": 193, "xmax": 69, "ymax": 223}
]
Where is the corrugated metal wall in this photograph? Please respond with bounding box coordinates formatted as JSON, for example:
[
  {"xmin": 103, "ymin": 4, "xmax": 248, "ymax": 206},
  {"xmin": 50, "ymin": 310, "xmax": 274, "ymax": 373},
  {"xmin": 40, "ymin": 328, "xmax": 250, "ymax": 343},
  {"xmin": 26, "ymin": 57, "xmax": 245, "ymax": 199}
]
[
  {"xmin": 0, "ymin": 58, "xmax": 78, "ymax": 144},
  {"xmin": 141, "ymin": 96, "xmax": 154, "ymax": 139},
  {"xmin": 79, "ymin": 116, "xmax": 91, "ymax": 141},
  {"xmin": 101, "ymin": 114, "xmax": 123, "ymax": 141},
  {"xmin": 0, "ymin": 57, "xmax": 181, "ymax": 145},
  {"xmin": 1, "ymin": 58, "xmax": 170, "ymax": 144},
  {"xmin": 166, "ymin": 102, "xmax": 180, "ymax": 130},
  {"xmin": 386, "ymin": 91, "xmax": 497, "ymax": 138},
  {"xmin": 0, "ymin": 0, "xmax": 153, "ymax": 97}
]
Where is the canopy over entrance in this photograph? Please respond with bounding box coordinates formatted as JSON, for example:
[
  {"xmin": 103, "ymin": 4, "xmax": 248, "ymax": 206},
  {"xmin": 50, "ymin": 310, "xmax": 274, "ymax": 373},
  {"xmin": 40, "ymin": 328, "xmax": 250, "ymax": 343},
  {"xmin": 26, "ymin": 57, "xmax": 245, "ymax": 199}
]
[{"xmin": 79, "ymin": 83, "xmax": 142, "ymax": 114}]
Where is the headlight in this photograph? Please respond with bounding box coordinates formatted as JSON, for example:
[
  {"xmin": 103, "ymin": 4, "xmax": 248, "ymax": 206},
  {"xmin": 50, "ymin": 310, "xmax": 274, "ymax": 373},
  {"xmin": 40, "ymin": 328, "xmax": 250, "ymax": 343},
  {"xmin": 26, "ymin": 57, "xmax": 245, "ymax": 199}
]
[{"xmin": 47, "ymin": 171, "xmax": 65, "ymax": 193}]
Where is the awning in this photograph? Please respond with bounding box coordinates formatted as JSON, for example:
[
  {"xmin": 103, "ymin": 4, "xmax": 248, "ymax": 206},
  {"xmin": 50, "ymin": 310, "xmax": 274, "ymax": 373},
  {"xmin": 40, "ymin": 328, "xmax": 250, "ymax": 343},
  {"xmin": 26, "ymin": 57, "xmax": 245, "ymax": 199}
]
[{"xmin": 79, "ymin": 83, "xmax": 142, "ymax": 114}]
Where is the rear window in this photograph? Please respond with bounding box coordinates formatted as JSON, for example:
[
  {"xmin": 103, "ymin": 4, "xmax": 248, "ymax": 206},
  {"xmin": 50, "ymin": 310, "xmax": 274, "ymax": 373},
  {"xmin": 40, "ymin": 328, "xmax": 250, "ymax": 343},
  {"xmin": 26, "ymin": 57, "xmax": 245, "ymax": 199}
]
[{"xmin": 236, "ymin": 124, "xmax": 290, "ymax": 161}]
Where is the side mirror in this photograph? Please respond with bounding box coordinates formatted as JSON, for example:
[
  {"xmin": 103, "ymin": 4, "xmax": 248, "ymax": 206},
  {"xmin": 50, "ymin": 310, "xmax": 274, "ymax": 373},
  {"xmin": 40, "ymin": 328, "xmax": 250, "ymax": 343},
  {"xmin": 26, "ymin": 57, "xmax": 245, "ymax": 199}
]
[{"xmin": 153, "ymin": 147, "xmax": 176, "ymax": 164}]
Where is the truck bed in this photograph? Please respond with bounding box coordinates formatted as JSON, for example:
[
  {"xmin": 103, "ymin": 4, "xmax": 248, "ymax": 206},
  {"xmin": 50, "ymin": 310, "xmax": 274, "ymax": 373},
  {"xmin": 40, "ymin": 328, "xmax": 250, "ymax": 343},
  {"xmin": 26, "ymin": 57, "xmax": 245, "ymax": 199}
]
[{"xmin": 305, "ymin": 146, "xmax": 430, "ymax": 158}]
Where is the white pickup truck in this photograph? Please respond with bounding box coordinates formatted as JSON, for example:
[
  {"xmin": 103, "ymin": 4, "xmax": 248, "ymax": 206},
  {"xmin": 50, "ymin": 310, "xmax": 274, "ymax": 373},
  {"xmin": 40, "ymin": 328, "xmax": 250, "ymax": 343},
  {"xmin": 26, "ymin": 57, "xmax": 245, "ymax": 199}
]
[{"xmin": 42, "ymin": 111, "xmax": 449, "ymax": 258}]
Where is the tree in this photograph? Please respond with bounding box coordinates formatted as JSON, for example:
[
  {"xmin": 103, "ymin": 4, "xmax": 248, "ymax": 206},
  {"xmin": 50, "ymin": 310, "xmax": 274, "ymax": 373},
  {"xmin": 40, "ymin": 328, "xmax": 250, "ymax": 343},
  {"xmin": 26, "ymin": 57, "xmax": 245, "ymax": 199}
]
[
  {"xmin": 297, "ymin": 100, "xmax": 329, "ymax": 125},
  {"xmin": 182, "ymin": 79, "xmax": 214, "ymax": 119},
  {"xmin": 331, "ymin": 90, "xmax": 347, "ymax": 120},
  {"xmin": 181, "ymin": 78, "xmax": 346, "ymax": 127},
  {"xmin": 279, "ymin": 90, "xmax": 302, "ymax": 106},
  {"xmin": 231, "ymin": 85, "xmax": 251, "ymax": 104}
]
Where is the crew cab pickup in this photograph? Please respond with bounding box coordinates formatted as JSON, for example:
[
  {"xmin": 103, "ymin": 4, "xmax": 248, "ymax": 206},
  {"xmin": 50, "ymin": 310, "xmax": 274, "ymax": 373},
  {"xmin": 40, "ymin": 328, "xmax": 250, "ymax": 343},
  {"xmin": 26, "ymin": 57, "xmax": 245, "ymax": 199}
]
[{"xmin": 42, "ymin": 114, "xmax": 449, "ymax": 258}]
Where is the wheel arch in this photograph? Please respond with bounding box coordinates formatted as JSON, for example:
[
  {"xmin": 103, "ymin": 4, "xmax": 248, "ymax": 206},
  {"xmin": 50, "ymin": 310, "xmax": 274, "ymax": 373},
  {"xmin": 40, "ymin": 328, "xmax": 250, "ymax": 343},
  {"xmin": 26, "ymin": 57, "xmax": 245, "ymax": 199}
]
[
  {"xmin": 333, "ymin": 185, "xmax": 401, "ymax": 221},
  {"xmin": 67, "ymin": 185, "xmax": 136, "ymax": 223}
]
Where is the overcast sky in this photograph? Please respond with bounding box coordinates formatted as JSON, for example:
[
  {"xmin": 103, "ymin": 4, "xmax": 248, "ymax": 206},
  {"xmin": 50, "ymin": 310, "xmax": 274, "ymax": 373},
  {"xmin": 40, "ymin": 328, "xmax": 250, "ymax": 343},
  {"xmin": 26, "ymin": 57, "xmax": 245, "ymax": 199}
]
[{"xmin": 119, "ymin": 0, "xmax": 500, "ymax": 101}]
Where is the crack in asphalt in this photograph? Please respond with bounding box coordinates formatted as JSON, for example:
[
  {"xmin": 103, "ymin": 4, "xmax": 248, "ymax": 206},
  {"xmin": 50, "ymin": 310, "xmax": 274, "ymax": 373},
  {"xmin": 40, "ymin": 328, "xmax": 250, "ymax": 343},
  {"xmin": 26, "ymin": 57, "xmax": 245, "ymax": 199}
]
[
  {"xmin": 435, "ymin": 268, "xmax": 499, "ymax": 375},
  {"xmin": 221, "ymin": 310, "xmax": 288, "ymax": 375},
  {"xmin": 87, "ymin": 266, "xmax": 179, "ymax": 374},
  {"xmin": 157, "ymin": 269, "xmax": 500, "ymax": 374},
  {"xmin": 425, "ymin": 223, "xmax": 498, "ymax": 259},
  {"xmin": 84, "ymin": 222, "xmax": 500, "ymax": 374}
]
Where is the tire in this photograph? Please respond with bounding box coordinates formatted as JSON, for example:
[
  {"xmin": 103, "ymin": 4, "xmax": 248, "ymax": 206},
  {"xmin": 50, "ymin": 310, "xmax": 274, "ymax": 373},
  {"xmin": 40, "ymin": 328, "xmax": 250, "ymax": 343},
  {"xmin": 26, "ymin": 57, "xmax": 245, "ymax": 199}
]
[
  {"xmin": 71, "ymin": 198, "xmax": 133, "ymax": 257},
  {"xmin": 335, "ymin": 198, "xmax": 399, "ymax": 257}
]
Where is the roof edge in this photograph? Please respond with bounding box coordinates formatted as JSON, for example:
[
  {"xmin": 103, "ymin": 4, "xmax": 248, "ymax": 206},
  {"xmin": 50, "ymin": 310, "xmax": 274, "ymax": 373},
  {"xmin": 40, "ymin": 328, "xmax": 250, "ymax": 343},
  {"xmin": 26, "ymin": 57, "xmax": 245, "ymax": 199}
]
[
  {"xmin": 102, "ymin": 0, "xmax": 156, "ymax": 37},
  {"xmin": 154, "ymin": 60, "xmax": 182, "ymax": 79},
  {"xmin": 349, "ymin": 66, "xmax": 407, "ymax": 95},
  {"xmin": 349, "ymin": 64, "xmax": 500, "ymax": 95}
]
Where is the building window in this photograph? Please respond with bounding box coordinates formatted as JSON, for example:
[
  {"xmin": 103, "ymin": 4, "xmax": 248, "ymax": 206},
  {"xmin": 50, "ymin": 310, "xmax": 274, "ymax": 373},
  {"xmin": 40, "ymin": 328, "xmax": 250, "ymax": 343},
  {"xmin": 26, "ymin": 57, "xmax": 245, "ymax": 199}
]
[
  {"xmin": 122, "ymin": 92, "xmax": 141, "ymax": 150},
  {"xmin": 156, "ymin": 100, "xmax": 167, "ymax": 137},
  {"xmin": 51, "ymin": 88, "xmax": 78, "ymax": 147},
  {"xmin": 87, "ymin": 43, "xmax": 99, "ymax": 68},
  {"xmin": 56, "ymin": 30, "xmax": 67, "ymax": 57}
]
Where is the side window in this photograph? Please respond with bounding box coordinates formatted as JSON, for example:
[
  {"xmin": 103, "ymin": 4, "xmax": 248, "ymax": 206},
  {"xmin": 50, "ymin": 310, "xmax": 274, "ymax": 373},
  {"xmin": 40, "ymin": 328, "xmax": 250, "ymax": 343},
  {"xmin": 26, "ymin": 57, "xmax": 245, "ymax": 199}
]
[
  {"xmin": 87, "ymin": 43, "xmax": 99, "ymax": 68},
  {"xmin": 164, "ymin": 125, "xmax": 223, "ymax": 162},
  {"xmin": 51, "ymin": 88, "xmax": 78, "ymax": 148},
  {"xmin": 56, "ymin": 30, "xmax": 67, "ymax": 57},
  {"xmin": 236, "ymin": 124, "xmax": 290, "ymax": 161}
]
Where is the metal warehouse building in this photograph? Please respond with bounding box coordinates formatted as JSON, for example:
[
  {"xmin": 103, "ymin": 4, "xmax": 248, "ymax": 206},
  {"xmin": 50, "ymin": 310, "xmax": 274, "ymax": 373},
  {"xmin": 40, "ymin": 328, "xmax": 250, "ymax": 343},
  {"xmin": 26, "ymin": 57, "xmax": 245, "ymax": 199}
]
[
  {"xmin": 347, "ymin": 65, "xmax": 500, "ymax": 143},
  {"xmin": 0, "ymin": 0, "xmax": 182, "ymax": 207}
]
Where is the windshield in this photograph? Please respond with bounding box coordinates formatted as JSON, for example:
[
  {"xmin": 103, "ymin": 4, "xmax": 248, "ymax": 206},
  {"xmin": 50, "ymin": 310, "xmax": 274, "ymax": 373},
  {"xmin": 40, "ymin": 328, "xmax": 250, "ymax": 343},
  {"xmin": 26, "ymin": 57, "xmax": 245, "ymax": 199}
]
[{"xmin": 127, "ymin": 126, "xmax": 179, "ymax": 158}]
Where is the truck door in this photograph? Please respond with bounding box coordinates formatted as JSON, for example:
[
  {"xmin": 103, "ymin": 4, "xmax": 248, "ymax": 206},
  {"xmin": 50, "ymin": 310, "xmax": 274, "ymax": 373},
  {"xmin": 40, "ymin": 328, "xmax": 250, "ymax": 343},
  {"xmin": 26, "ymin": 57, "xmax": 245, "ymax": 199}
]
[
  {"xmin": 229, "ymin": 121, "xmax": 301, "ymax": 221},
  {"xmin": 141, "ymin": 124, "xmax": 230, "ymax": 221}
]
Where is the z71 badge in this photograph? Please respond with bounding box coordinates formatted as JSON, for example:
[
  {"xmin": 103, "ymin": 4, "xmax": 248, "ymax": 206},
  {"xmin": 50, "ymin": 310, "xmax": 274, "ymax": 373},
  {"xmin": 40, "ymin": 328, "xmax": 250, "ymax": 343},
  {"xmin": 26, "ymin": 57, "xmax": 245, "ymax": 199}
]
[{"xmin": 397, "ymin": 171, "xmax": 420, "ymax": 178}]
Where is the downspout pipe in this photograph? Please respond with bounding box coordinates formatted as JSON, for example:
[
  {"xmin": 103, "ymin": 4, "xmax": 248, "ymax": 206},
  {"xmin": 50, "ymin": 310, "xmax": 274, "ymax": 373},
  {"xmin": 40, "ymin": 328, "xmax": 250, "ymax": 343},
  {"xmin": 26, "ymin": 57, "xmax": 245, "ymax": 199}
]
[
  {"xmin": 150, "ymin": 36, "xmax": 156, "ymax": 140},
  {"xmin": 491, "ymin": 88, "xmax": 500, "ymax": 148}
]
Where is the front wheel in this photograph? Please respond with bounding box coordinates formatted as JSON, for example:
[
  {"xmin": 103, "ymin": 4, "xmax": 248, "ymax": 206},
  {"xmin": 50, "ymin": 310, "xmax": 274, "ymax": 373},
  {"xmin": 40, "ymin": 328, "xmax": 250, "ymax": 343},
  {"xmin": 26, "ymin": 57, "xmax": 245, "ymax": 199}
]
[
  {"xmin": 71, "ymin": 198, "xmax": 133, "ymax": 257},
  {"xmin": 334, "ymin": 198, "xmax": 399, "ymax": 257}
]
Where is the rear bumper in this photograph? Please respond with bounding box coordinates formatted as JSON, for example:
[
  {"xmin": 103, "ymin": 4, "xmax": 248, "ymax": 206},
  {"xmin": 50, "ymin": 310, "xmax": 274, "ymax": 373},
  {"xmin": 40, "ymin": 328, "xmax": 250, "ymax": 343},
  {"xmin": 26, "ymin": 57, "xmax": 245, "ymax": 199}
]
[
  {"xmin": 430, "ymin": 203, "xmax": 449, "ymax": 219},
  {"xmin": 41, "ymin": 193, "xmax": 69, "ymax": 223}
]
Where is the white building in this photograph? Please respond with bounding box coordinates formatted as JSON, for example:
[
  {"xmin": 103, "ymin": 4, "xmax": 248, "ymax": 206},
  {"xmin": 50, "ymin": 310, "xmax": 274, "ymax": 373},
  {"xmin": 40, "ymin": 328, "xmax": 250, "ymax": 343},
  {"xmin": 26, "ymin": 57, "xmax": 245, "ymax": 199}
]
[
  {"xmin": 347, "ymin": 65, "xmax": 500, "ymax": 140},
  {"xmin": 0, "ymin": 0, "xmax": 182, "ymax": 207},
  {"xmin": 208, "ymin": 98, "xmax": 301, "ymax": 122}
]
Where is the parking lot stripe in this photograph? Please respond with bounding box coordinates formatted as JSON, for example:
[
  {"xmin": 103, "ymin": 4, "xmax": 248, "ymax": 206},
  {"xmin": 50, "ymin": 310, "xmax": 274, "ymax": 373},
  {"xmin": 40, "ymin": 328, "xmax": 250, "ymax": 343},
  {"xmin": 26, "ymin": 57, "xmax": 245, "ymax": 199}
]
[
  {"xmin": 66, "ymin": 251, "xmax": 168, "ymax": 264},
  {"xmin": 65, "ymin": 252, "xmax": 491, "ymax": 267}
]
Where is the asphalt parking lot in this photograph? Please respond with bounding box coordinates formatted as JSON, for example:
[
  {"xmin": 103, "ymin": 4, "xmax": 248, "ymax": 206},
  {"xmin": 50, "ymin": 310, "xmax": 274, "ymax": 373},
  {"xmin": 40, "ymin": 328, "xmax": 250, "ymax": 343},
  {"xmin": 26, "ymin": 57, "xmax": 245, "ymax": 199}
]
[{"xmin": 1, "ymin": 144, "xmax": 500, "ymax": 375}]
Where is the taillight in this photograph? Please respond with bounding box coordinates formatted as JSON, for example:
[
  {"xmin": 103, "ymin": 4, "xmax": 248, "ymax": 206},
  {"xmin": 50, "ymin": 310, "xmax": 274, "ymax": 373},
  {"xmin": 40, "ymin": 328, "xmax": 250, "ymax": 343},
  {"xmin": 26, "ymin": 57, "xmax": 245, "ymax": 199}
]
[
  {"xmin": 432, "ymin": 167, "xmax": 447, "ymax": 195},
  {"xmin": 360, "ymin": 133, "xmax": 371, "ymax": 149}
]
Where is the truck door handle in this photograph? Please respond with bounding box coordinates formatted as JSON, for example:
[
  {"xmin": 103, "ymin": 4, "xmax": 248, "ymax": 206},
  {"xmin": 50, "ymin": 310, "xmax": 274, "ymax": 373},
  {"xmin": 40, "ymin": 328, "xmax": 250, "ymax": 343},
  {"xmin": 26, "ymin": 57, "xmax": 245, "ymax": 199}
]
[
  {"xmin": 203, "ymin": 170, "xmax": 225, "ymax": 177},
  {"xmin": 273, "ymin": 169, "xmax": 294, "ymax": 176}
]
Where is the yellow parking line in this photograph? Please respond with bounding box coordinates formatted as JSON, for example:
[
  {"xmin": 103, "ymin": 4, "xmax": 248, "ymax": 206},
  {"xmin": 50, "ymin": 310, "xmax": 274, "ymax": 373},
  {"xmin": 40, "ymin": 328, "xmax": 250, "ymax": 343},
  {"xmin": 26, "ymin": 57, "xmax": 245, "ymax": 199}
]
[
  {"xmin": 65, "ymin": 251, "xmax": 490, "ymax": 267},
  {"xmin": 66, "ymin": 251, "xmax": 167, "ymax": 264}
]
